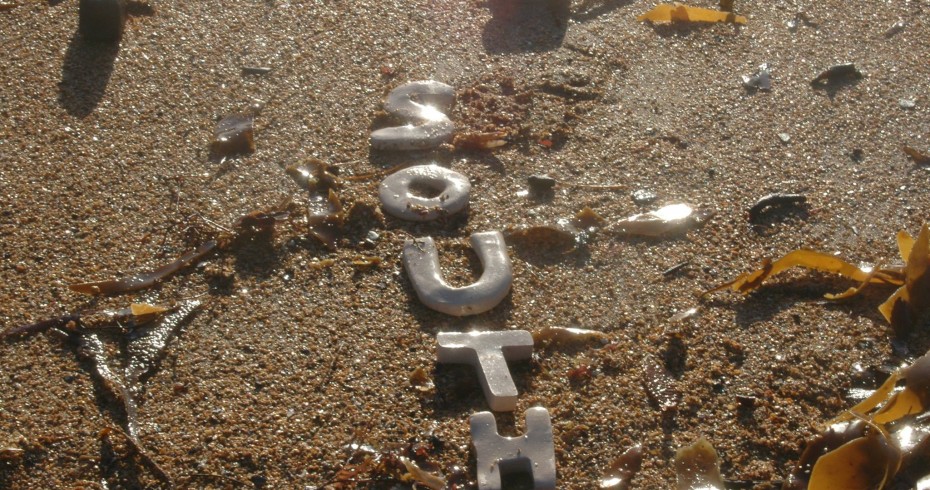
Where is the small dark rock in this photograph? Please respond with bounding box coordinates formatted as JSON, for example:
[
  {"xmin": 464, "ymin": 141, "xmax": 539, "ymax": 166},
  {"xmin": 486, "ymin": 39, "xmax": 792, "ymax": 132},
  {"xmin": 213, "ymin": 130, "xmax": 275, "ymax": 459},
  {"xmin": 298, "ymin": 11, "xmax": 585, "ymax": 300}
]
[
  {"xmin": 811, "ymin": 63, "xmax": 862, "ymax": 86},
  {"xmin": 527, "ymin": 174, "xmax": 556, "ymax": 196},
  {"xmin": 736, "ymin": 394, "xmax": 757, "ymax": 409},
  {"xmin": 79, "ymin": 0, "xmax": 126, "ymax": 43}
]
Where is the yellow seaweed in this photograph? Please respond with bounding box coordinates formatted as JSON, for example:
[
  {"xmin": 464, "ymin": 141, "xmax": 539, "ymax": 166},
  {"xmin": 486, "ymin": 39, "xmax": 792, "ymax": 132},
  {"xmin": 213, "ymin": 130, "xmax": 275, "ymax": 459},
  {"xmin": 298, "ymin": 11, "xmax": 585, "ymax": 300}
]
[
  {"xmin": 808, "ymin": 431, "xmax": 900, "ymax": 490},
  {"xmin": 638, "ymin": 3, "xmax": 746, "ymax": 24}
]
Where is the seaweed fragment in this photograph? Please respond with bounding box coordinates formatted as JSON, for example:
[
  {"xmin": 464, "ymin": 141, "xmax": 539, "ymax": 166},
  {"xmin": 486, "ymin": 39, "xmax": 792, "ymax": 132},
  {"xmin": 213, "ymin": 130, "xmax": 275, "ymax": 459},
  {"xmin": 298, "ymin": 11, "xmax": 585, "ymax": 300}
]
[
  {"xmin": 211, "ymin": 113, "xmax": 255, "ymax": 157},
  {"xmin": 600, "ymin": 444, "xmax": 643, "ymax": 489},
  {"xmin": 306, "ymin": 189, "xmax": 345, "ymax": 250},
  {"xmin": 452, "ymin": 131, "xmax": 508, "ymax": 150},
  {"xmin": 903, "ymin": 146, "xmax": 930, "ymax": 166},
  {"xmin": 533, "ymin": 326, "xmax": 608, "ymax": 346},
  {"xmin": 638, "ymin": 3, "xmax": 746, "ymax": 24},
  {"xmin": 642, "ymin": 357, "xmax": 679, "ymax": 411},
  {"xmin": 674, "ymin": 438, "xmax": 725, "ymax": 490},
  {"xmin": 70, "ymin": 241, "xmax": 217, "ymax": 295},
  {"xmin": 286, "ymin": 158, "xmax": 341, "ymax": 192},
  {"xmin": 879, "ymin": 225, "xmax": 930, "ymax": 337}
]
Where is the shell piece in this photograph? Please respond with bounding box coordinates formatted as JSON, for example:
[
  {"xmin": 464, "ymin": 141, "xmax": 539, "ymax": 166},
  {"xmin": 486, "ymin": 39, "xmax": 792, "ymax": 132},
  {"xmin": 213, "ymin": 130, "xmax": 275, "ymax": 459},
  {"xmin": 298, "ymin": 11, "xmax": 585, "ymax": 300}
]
[
  {"xmin": 674, "ymin": 437, "xmax": 725, "ymax": 490},
  {"xmin": 614, "ymin": 204, "xmax": 708, "ymax": 237}
]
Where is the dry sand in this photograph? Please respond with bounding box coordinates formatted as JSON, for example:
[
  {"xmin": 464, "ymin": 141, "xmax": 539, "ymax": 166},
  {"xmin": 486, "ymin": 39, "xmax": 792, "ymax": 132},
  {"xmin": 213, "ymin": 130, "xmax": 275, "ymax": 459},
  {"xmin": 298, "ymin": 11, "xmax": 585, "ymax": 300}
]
[{"xmin": 1, "ymin": 0, "xmax": 930, "ymax": 488}]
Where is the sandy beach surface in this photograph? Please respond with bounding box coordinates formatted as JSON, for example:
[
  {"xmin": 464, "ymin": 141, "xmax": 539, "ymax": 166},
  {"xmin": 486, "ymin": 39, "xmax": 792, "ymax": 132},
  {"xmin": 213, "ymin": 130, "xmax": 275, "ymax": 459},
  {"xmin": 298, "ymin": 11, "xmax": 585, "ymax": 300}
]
[{"xmin": 2, "ymin": 0, "xmax": 930, "ymax": 488}]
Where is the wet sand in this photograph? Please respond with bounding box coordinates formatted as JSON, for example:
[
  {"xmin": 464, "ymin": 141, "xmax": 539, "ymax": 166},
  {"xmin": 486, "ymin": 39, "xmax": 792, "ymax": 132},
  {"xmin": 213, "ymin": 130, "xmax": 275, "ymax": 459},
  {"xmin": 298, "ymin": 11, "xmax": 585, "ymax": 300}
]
[{"xmin": 1, "ymin": 0, "xmax": 930, "ymax": 488}]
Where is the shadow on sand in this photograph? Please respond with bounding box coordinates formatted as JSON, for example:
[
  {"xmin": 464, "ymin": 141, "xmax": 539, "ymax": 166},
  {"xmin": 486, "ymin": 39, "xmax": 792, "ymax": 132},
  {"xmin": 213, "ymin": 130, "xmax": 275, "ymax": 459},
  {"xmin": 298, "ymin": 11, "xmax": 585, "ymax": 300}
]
[{"xmin": 58, "ymin": 30, "xmax": 119, "ymax": 118}]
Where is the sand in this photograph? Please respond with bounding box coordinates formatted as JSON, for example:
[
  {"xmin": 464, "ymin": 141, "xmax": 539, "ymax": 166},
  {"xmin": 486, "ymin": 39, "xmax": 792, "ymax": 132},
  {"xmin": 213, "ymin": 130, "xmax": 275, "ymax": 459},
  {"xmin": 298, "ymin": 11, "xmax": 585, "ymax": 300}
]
[{"xmin": 1, "ymin": 0, "xmax": 929, "ymax": 488}]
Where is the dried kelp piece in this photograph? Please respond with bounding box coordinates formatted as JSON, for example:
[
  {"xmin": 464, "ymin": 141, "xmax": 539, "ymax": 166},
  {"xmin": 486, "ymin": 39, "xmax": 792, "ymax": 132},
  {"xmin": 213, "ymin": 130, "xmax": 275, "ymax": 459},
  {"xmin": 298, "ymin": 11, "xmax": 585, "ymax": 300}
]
[
  {"xmin": 638, "ymin": 3, "xmax": 746, "ymax": 24},
  {"xmin": 533, "ymin": 326, "xmax": 609, "ymax": 345},
  {"xmin": 748, "ymin": 193, "xmax": 806, "ymax": 223},
  {"xmin": 903, "ymin": 146, "xmax": 930, "ymax": 166},
  {"xmin": 574, "ymin": 206, "xmax": 607, "ymax": 230},
  {"xmin": 2, "ymin": 303, "xmax": 168, "ymax": 340},
  {"xmin": 1, "ymin": 313, "xmax": 81, "ymax": 340},
  {"xmin": 0, "ymin": 446, "xmax": 24, "ymax": 461},
  {"xmin": 600, "ymin": 444, "xmax": 643, "ymax": 489},
  {"xmin": 286, "ymin": 158, "xmax": 341, "ymax": 192},
  {"xmin": 211, "ymin": 113, "xmax": 255, "ymax": 157},
  {"xmin": 879, "ymin": 224, "xmax": 930, "ymax": 337},
  {"xmin": 614, "ymin": 204, "xmax": 711, "ymax": 237},
  {"xmin": 642, "ymin": 357, "xmax": 679, "ymax": 411},
  {"xmin": 808, "ymin": 429, "xmax": 900, "ymax": 490},
  {"xmin": 674, "ymin": 438, "xmax": 725, "ymax": 490},
  {"xmin": 452, "ymin": 131, "xmax": 508, "ymax": 150},
  {"xmin": 705, "ymin": 249, "xmax": 904, "ymax": 298},
  {"xmin": 70, "ymin": 241, "xmax": 217, "ymax": 295},
  {"xmin": 125, "ymin": 300, "xmax": 202, "ymax": 398},
  {"xmin": 784, "ymin": 420, "xmax": 869, "ymax": 490},
  {"xmin": 306, "ymin": 189, "xmax": 345, "ymax": 250},
  {"xmin": 811, "ymin": 63, "xmax": 863, "ymax": 86},
  {"xmin": 399, "ymin": 456, "xmax": 446, "ymax": 489}
]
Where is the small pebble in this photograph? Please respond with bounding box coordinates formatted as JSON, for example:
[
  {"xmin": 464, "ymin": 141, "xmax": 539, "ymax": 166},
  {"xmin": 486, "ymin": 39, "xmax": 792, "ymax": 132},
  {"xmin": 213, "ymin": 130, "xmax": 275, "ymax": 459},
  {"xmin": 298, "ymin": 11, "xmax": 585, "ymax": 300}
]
[
  {"xmin": 632, "ymin": 189, "xmax": 658, "ymax": 205},
  {"xmin": 778, "ymin": 133, "xmax": 791, "ymax": 143},
  {"xmin": 899, "ymin": 98, "xmax": 917, "ymax": 110}
]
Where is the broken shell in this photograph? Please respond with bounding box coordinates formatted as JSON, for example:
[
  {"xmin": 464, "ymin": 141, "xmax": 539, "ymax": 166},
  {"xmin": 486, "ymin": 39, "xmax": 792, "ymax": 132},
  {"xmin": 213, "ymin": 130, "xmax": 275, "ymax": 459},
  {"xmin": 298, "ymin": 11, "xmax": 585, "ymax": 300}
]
[
  {"xmin": 379, "ymin": 164, "xmax": 470, "ymax": 222},
  {"xmin": 674, "ymin": 438, "xmax": 725, "ymax": 490},
  {"xmin": 742, "ymin": 63, "xmax": 772, "ymax": 91},
  {"xmin": 614, "ymin": 204, "xmax": 710, "ymax": 237}
]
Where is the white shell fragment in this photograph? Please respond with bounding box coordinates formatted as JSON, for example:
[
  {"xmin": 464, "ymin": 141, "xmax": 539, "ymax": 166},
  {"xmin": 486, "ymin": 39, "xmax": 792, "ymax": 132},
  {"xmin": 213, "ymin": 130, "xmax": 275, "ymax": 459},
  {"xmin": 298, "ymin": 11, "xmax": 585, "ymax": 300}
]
[
  {"xmin": 437, "ymin": 330, "xmax": 533, "ymax": 411},
  {"xmin": 379, "ymin": 164, "xmax": 471, "ymax": 221},
  {"xmin": 370, "ymin": 80, "xmax": 455, "ymax": 150},
  {"xmin": 614, "ymin": 203, "xmax": 707, "ymax": 237},
  {"xmin": 742, "ymin": 63, "xmax": 772, "ymax": 91},
  {"xmin": 404, "ymin": 231, "xmax": 513, "ymax": 316},
  {"xmin": 470, "ymin": 407, "xmax": 557, "ymax": 490}
]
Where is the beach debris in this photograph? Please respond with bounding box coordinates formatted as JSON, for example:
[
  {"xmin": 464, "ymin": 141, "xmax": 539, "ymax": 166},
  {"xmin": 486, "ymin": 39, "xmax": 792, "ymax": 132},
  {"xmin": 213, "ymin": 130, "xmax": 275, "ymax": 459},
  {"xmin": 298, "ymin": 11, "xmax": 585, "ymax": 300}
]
[
  {"xmin": 0, "ymin": 2, "xmax": 17, "ymax": 12},
  {"xmin": 437, "ymin": 330, "xmax": 533, "ymax": 411},
  {"xmin": 79, "ymin": 0, "xmax": 126, "ymax": 43},
  {"xmin": 241, "ymin": 66, "xmax": 272, "ymax": 75},
  {"xmin": 600, "ymin": 444, "xmax": 644, "ymax": 489},
  {"xmin": 370, "ymin": 80, "xmax": 455, "ymax": 150},
  {"xmin": 786, "ymin": 11, "xmax": 818, "ymax": 31},
  {"xmin": 899, "ymin": 98, "xmax": 917, "ymax": 110},
  {"xmin": 747, "ymin": 193, "xmax": 807, "ymax": 224},
  {"xmin": 399, "ymin": 456, "xmax": 446, "ymax": 489},
  {"xmin": 470, "ymin": 408, "xmax": 556, "ymax": 489},
  {"xmin": 0, "ymin": 446, "xmax": 24, "ymax": 461},
  {"xmin": 328, "ymin": 439, "xmax": 448, "ymax": 489},
  {"xmin": 742, "ymin": 63, "xmax": 772, "ymax": 91},
  {"xmin": 706, "ymin": 224, "xmax": 930, "ymax": 336},
  {"xmin": 637, "ymin": 3, "xmax": 747, "ymax": 25},
  {"xmin": 878, "ymin": 224, "xmax": 930, "ymax": 337},
  {"xmin": 306, "ymin": 189, "xmax": 345, "ymax": 250},
  {"xmin": 506, "ymin": 207, "xmax": 606, "ymax": 253},
  {"xmin": 69, "ymin": 241, "xmax": 217, "ymax": 295},
  {"xmin": 674, "ymin": 438, "xmax": 725, "ymax": 490},
  {"xmin": 286, "ymin": 158, "xmax": 341, "ymax": 192},
  {"xmin": 211, "ymin": 113, "xmax": 255, "ymax": 157},
  {"xmin": 784, "ymin": 349, "xmax": 930, "ymax": 489},
  {"xmin": 778, "ymin": 133, "xmax": 791, "ymax": 143},
  {"xmin": 884, "ymin": 20, "xmax": 907, "ymax": 38},
  {"xmin": 614, "ymin": 203, "xmax": 711, "ymax": 237},
  {"xmin": 533, "ymin": 326, "xmax": 608, "ymax": 346},
  {"xmin": 1, "ymin": 303, "xmax": 168, "ymax": 340},
  {"xmin": 718, "ymin": 0, "xmax": 733, "ymax": 11},
  {"xmin": 379, "ymin": 164, "xmax": 471, "ymax": 222},
  {"xmin": 642, "ymin": 357, "xmax": 679, "ymax": 411},
  {"xmin": 528, "ymin": 174, "xmax": 557, "ymax": 197},
  {"xmin": 663, "ymin": 261, "xmax": 690, "ymax": 277},
  {"xmin": 453, "ymin": 131, "xmax": 508, "ymax": 150},
  {"xmin": 903, "ymin": 146, "xmax": 930, "ymax": 165},
  {"xmin": 632, "ymin": 189, "xmax": 658, "ymax": 205},
  {"xmin": 811, "ymin": 63, "xmax": 863, "ymax": 86},
  {"xmin": 669, "ymin": 307, "xmax": 700, "ymax": 323},
  {"xmin": 403, "ymin": 232, "xmax": 512, "ymax": 316},
  {"xmin": 125, "ymin": 300, "xmax": 202, "ymax": 399}
]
